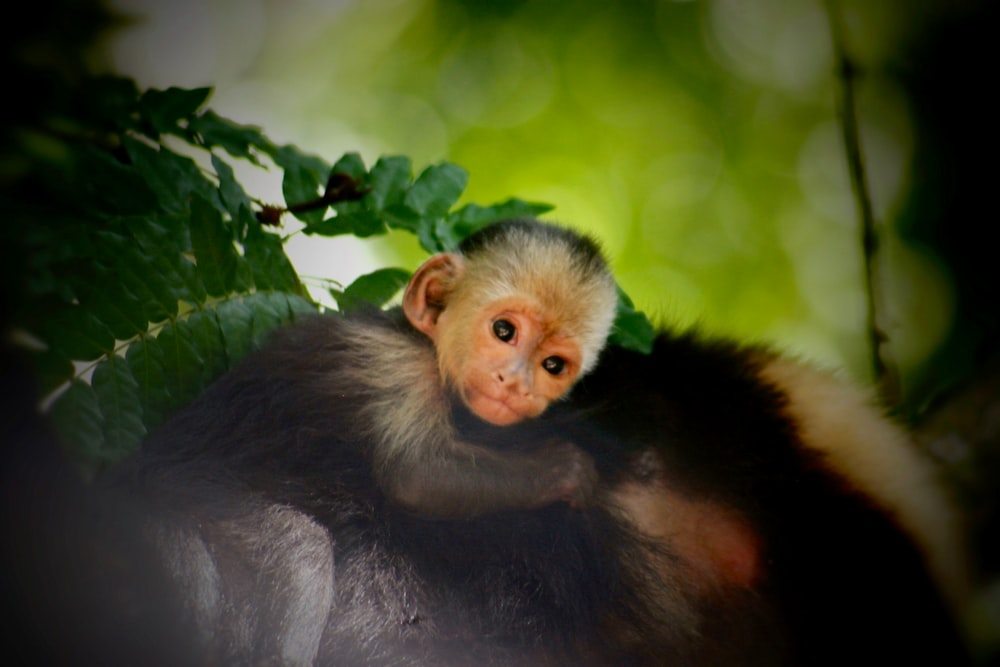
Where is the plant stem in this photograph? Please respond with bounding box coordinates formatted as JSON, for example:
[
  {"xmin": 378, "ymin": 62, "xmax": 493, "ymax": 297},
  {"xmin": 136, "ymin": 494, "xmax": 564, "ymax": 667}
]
[{"xmin": 825, "ymin": 0, "xmax": 901, "ymax": 407}]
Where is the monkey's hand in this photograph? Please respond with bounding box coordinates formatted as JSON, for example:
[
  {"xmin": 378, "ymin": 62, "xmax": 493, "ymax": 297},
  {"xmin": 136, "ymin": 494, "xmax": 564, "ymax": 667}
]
[{"xmin": 532, "ymin": 441, "xmax": 599, "ymax": 510}]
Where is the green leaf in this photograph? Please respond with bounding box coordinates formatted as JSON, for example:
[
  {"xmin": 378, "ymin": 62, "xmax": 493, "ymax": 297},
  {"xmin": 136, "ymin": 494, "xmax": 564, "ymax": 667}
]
[
  {"xmin": 429, "ymin": 199, "xmax": 552, "ymax": 252},
  {"xmin": 34, "ymin": 306, "xmax": 115, "ymax": 362},
  {"xmin": 282, "ymin": 164, "xmax": 325, "ymax": 224},
  {"xmin": 416, "ymin": 223, "xmax": 439, "ymax": 254},
  {"xmin": 139, "ymin": 86, "xmax": 212, "ymax": 135},
  {"xmin": 71, "ymin": 145, "xmax": 158, "ymax": 216},
  {"xmin": 367, "ymin": 155, "xmax": 412, "ymax": 209},
  {"xmin": 287, "ymin": 293, "xmax": 318, "ymax": 318},
  {"xmin": 270, "ymin": 145, "xmax": 331, "ymax": 223},
  {"xmin": 608, "ymin": 288, "xmax": 656, "ymax": 354},
  {"xmin": 92, "ymin": 354, "xmax": 146, "ymax": 459},
  {"xmin": 250, "ymin": 292, "xmax": 293, "ymax": 349},
  {"xmin": 155, "ymin": 319, "xmax": 209, "ymax": 413},
  {"xmin": 270, "ymin": 144, "xmax": 330, "ymax": 183},
  {"xmin": 380, "ymin": 203, "xmax": 422, "ymax": 234},
  {"xmin": 114, "ymin": 245, "xmax": 179, "ymax": 323},
  {"xmin": 212, "ymin": 292, "xmax": 315, "ymax": 369},
  {"xmin": 331, "ymin": 152, "xmax": 368, "ymax": 180},
  {"xmin": 404, "ymin": 162, "xmax": 468, "ymax": 217},
  {"xmin": 125, "ymin": 294, "xmax": 318, "ymax": 436},
  {"xmin": 124, "ymin": 136, "xmax": 223, "ymax": 215},
  {"xmin": 334, "ymin": 268, "xmax": 411, "ymax": 312},
  {"xmin": 15, "ymin": 221, "xmax": 89, "ymax": 303},
  {"xmin": 121, "ymin": 293, "xmax": 313, "ymax": 446},
  {"xmin": 124, "ymin": 215, "xmax": 207, "ymax": 307},
  {"xmin": 126, "ymin": 311, "xmax": 227, "ymax": 435},
  {"xmin": 188, "ymin": 109, "xmax": 272, "ymax": 165},
  {"xmin": 447, "ymin": 198, "xmax": 554, "ymax": 231},
  {"xmin": 212, "ymin": 154, "xmax": 253, "ymax": 227},
  {"xmin": 417, "ymin": 217, "xmax": 455, "ymax": 254},
  {"xmin": 190, "ymin": 194, "xmax": 240, "ymax": 297},
  {"xmin": 186, "ymin": 309, "xmax": 228, "ymax": 384},
  {"xmin": 49, "ymin": 380, "xmax": 105, "ymax": 462},
  {"xmin": 420, "ymin": 198, "xmax": 554, "ymax": 253},
  {"xmin": 215, "ymin": 297, "xmax": 256, "ymax": 365},
  {"xmin": 126, "ymin": 334, "xmax": 172, "ymax": 432},
  {"xmin": 82, "ymin": 266, "xmax": 151, "ymax": 341},
  {"xmin": 306, "ymin": 204, "xmax": 387, "ymax": 238},
  {"xmin": 244, "ymin": 218, "xmax": 301, "ymax": 291}
]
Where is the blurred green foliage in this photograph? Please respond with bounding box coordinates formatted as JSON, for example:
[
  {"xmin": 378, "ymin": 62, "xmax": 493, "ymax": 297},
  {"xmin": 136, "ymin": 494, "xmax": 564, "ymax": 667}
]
[{"xmin": 107, "ymin": 0, "xmax": 987, "ymax": 417}]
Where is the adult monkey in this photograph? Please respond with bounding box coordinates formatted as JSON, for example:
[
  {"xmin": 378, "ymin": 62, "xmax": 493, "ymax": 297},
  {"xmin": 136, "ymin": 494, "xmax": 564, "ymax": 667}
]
[
  {"xmin": 106, "ymin": 345, "xmax": 972, "ymax": 665},
  {"xmin": 102, "ymin": 223, "xmax": 969, "ymax": 664}
]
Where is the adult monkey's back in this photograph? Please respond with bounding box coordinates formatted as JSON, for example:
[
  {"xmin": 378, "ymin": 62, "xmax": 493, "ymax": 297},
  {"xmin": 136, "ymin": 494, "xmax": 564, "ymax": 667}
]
[{"xmin": 117, "ymin": 328, "xmax": 970, "ymax": 665}]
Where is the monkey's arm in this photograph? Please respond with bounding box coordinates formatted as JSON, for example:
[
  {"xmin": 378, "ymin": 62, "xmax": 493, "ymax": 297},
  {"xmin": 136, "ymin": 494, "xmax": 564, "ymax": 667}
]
[
  {"xmin": 377, "ymin": 437, "xmax": 597, "ymax": 518},
  {"xmin": 354, "ymin": 321, "xmax": 596, "ymax": 518}
]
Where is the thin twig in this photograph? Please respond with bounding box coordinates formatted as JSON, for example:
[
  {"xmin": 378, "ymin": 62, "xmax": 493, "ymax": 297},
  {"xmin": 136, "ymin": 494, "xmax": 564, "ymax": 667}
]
[{"xmin": 824, "ymin": 0, "xmax": 901, "ymax": 407}]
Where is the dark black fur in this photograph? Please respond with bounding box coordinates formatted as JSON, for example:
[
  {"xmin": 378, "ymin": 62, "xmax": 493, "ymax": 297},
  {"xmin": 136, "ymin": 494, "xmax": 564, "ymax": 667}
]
[
  {"xmin": 89, "ymin": 317, "xmax": 970, "ymax": 665},
  {"xmin": 565, "ymin": 335, "xmax": 970, "ymax": 665}
]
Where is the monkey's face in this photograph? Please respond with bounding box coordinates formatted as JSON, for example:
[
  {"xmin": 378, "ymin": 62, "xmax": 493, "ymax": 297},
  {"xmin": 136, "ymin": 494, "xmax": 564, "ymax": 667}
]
[{"xmin": 436, "ymin": 297, "xmax": 584, "ymax": 426}]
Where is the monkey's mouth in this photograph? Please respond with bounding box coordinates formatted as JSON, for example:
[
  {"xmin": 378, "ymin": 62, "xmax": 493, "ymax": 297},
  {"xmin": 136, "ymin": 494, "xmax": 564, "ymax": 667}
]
[{"xmin": 462, "ymin": 387, "xmax": 530, "ymax": 426}]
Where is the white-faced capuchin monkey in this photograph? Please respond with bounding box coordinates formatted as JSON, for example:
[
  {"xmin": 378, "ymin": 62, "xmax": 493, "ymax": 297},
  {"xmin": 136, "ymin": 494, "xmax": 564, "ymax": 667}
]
[
  {"xmin": 137, "ymin": 218, "xmax": 618, "ymax": 521},
  {"xmin": 365, "ymin": 218, "xmax": 618, "ymax": 515},
  {"xmin": 359, "ymin": 218, "xmax": 618, "ymax": 516}
]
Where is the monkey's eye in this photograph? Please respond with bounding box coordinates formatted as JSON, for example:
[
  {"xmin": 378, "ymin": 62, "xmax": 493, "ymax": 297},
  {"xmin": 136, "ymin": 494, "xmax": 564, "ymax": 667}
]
[
  {"xmin": 492, "ymin": 319, "xmax": 516, "ymax": 343},
  {"xmin": 541, "ymin": 356, "xmax": 566, "ymax": 376}
]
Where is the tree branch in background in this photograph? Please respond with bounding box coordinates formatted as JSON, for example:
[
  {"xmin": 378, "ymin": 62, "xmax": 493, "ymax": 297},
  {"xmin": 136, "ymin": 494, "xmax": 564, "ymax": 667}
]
[
  {"xmin": 256, "ymin": 172, "xmax": 371, "ymax": 226},
  {"xmin": 824, "ymin": 0, "xmax": 902, "ymax": 407}
]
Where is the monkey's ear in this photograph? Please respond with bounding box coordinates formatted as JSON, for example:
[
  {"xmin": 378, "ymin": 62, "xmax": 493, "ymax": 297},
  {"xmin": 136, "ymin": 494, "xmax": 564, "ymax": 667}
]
[{"xmin": 403, "ymin": 253, "xmax": 464, "ymax": 337}]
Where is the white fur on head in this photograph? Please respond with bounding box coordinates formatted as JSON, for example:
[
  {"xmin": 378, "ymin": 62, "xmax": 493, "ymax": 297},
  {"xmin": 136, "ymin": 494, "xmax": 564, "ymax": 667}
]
[{"xmin": 452, "ymin": 220, "xmax": 618, "ymax": 375}]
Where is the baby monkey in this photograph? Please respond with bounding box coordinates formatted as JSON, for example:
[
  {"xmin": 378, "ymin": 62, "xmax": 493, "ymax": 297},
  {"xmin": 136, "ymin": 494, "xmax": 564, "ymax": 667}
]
[
  {"xmin": 354, "ymin": 218, "xmax": 619, "ymax": 517},
  {"xmin": 138, "ymin": 218, "xmax": 618, "ymax": 521}
]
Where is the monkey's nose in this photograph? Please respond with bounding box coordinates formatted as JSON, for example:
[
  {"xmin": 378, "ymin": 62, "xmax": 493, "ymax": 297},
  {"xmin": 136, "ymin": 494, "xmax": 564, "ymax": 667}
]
[{"xmin": 496, "ymin": 371, "xmax": 532, "ymax": 397}]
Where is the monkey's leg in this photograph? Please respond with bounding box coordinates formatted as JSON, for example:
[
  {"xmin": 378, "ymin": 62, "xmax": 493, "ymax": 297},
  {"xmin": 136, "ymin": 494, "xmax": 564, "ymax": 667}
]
[{"xmin": 154, "ymin": 503, "xmax": 335, "ymax": 665}]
